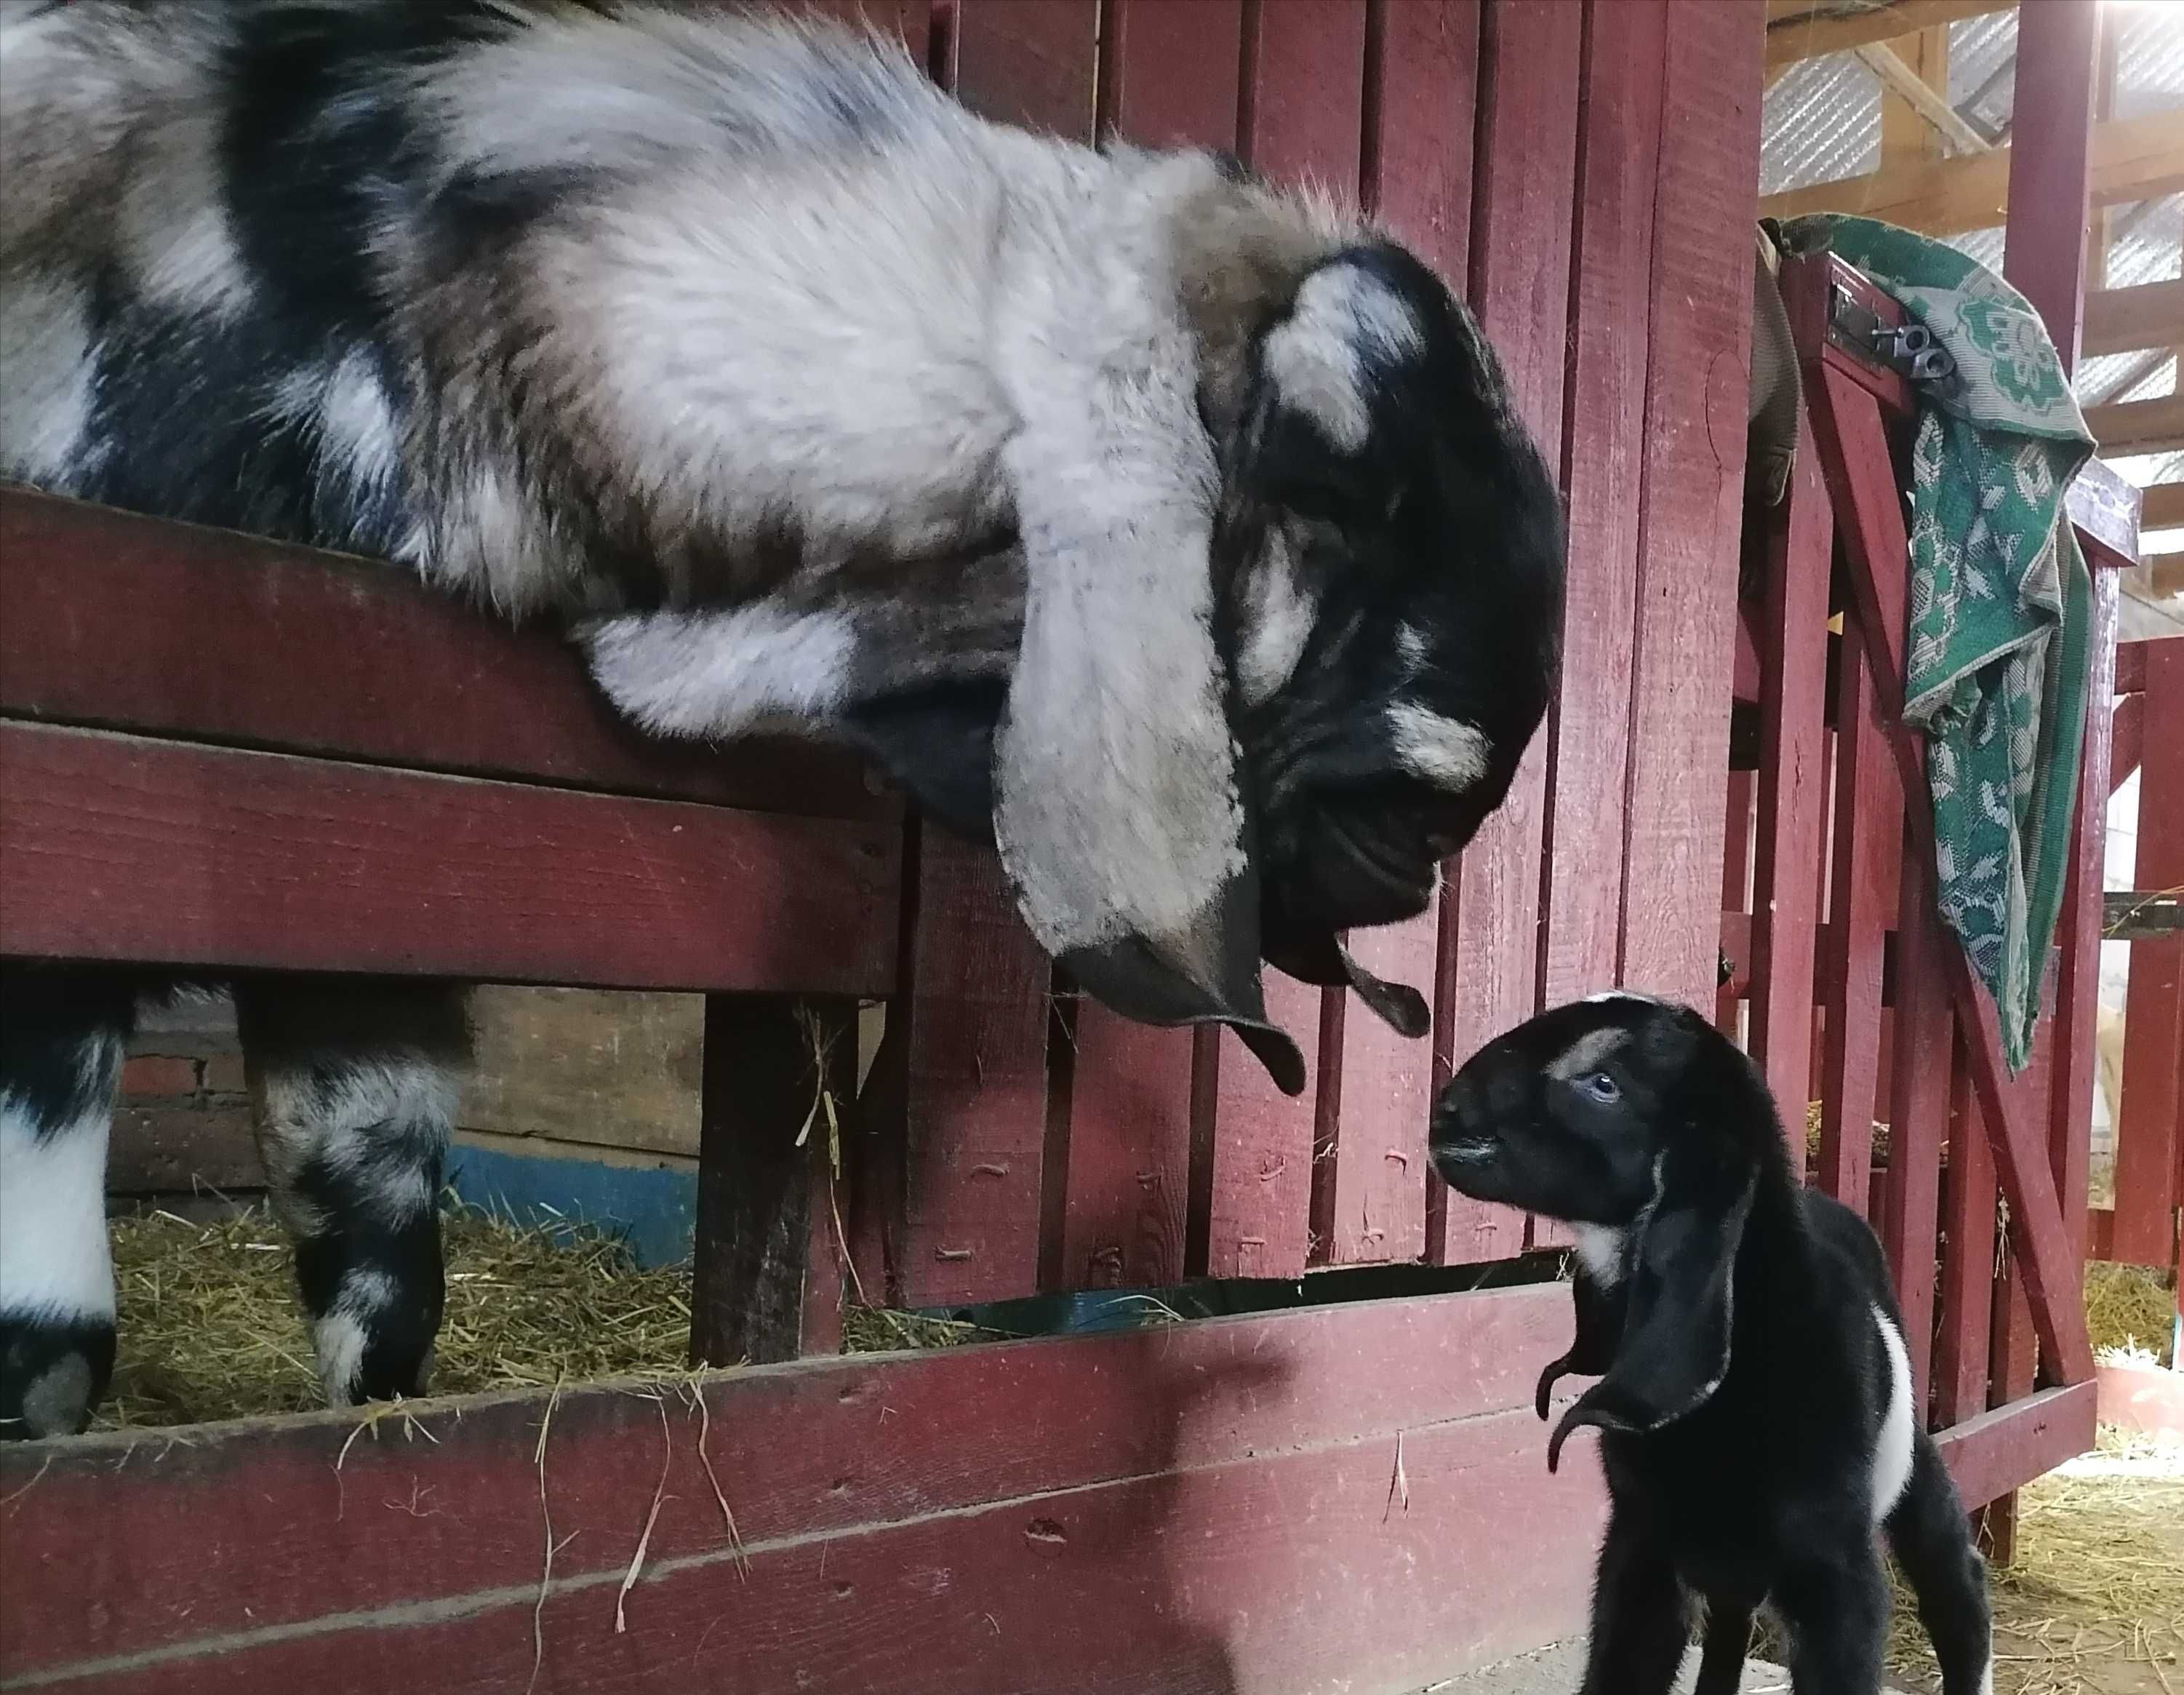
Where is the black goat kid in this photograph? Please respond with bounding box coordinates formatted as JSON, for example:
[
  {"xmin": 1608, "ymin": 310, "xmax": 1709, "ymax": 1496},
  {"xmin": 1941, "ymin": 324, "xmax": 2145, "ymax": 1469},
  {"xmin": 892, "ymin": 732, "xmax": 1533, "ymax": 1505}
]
[{"xmin": 1430, "ymin": 994, "xmax": 1992, "ymax": 1695}]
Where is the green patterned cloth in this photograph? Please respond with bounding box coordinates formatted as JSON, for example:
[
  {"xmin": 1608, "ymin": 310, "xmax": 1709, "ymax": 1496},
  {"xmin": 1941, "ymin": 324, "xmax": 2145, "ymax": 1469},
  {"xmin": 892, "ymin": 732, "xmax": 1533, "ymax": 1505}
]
[{"xmin": 1780, "ymin": 215, "xmax": 2094, "ymax": 1073}]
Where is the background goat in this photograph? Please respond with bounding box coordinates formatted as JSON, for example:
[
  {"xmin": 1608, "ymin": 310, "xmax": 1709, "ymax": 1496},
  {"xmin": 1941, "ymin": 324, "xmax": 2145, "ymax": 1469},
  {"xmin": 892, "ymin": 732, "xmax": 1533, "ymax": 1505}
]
[
  {"xmin": 0, "ymin": 0, "xmax": 1563, "ymax": 1436},
  {"xmin": 1430, "ymin": 994, "xmax": 1992, "ymax": 1695}
]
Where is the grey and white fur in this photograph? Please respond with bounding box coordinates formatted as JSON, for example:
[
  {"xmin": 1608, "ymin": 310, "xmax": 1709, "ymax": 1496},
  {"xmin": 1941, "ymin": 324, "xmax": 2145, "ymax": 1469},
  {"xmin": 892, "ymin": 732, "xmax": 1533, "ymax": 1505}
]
[{"xmin": 0, "ymin": 0, "xmax": 1564, "ymax": 1435}]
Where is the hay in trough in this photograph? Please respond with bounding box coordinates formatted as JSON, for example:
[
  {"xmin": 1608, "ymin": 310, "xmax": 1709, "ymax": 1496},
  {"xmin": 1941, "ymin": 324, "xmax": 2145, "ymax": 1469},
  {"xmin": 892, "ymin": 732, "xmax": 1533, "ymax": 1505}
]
[{"xmin": 98, "ymin": 1203, "xmax": 694, "ymax": 1429}]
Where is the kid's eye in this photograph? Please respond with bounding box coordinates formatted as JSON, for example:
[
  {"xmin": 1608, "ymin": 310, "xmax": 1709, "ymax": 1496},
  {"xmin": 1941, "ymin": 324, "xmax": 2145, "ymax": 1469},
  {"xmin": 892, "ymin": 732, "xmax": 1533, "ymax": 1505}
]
[{"xmin": 1582, "ymin": 1072, "xmax": 1620, "ymax": 1104}]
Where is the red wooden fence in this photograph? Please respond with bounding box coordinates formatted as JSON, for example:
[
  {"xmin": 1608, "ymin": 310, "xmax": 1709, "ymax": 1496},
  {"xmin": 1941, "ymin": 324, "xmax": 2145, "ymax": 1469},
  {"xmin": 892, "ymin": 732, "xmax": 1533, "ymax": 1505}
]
[
  {"xmin": 2095, "ymin": 634, "xmax": 2184, "ymax": 1280},
  {"xmin": 0, "ymin": 0, "xmax": 2132, "ymax": 1687}
]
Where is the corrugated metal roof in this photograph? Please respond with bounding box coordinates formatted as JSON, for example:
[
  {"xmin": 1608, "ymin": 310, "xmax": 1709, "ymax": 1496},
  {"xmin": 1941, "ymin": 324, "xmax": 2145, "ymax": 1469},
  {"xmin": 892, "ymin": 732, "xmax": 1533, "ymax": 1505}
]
[{"xmin": 1763, "ymin": 4, "xmax": 2184, "ymax": 586}]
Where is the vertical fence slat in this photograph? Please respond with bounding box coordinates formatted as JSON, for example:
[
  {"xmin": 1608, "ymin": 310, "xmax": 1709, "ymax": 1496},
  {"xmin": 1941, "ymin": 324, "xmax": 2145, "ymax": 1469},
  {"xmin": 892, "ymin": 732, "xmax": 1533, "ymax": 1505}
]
[
  {"xmin": 1059, "ymin": 1011, "xmax": 1196, "ymax": 1290},
  {"xmin": 1097, "ymin": 0, "xmax": 1244, "ymax": 150},
  {"xmin": 2112, "ymin": 636, "xmax": 2184, "ymax": 1265},
  {"xmin": 1371, "ymin": 0, "xmax": 1489, "ymax": 1269},
  {"xmin": 1431, "ymin": 0, "xmax": 1583, "ymax": 1265},
  {"xmin": 1815, "ymin": 624, "xmax": 1899, "ymax": 1216},
  {"xmin": 1521, "ymin": 0, "xmax": 1671, "ymax": 1256},
  {"xmin": 1059, "ymin": 0, "xmax": 1245, "ymax": 1289},
  {"xmin": 892, "ymin": 833, "xmax": 1055, "ymax": 1308},
  {"xmin": 1616, "ymin": 0, "xmax": 1763, "ymax": 1006},
  {"xmin": 2050, "ymin": 572, "xmax": 2121, "ymax": 1270},
  {"xmin": 1717, "ymin": 770, "xmax": 1753, "ymax": 1037},
  {"xmin": 1748, "ymin": 420, "xmax": 1834, "ymax": 1121},
  {"xmin": 1936, "ymin": 1040, "xmax": 1997, "ymax": 1429},
  {"xmin": 951, "ymin": 0, "xmax": 1097, "ymax": 135},
  {"xmin": 875, "ymin": 4, "xmax": 1098, "ymax": 1313},
  {"xmin": 1263, "ymin": 0, "xmax": 1431, "ymax": 1270},
  {"xmin": 1884, "ymin": 861, "xmax": 1953, "ymax": 1410}
]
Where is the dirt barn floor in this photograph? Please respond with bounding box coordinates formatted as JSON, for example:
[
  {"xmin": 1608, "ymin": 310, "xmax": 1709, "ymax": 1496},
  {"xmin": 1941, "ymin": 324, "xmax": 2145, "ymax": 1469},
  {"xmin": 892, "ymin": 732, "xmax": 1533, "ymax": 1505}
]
[{"xmin": 1884, "ymin": 1433, "xmax": 2184, "ymax": 1695}]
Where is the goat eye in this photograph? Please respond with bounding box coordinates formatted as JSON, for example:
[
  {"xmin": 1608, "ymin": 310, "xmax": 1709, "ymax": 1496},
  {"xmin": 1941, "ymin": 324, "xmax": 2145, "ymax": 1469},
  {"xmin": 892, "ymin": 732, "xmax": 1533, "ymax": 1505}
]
[{"xmin": 1583, "ymin": 1072, "xmax": 1620, "ymax": 1104}]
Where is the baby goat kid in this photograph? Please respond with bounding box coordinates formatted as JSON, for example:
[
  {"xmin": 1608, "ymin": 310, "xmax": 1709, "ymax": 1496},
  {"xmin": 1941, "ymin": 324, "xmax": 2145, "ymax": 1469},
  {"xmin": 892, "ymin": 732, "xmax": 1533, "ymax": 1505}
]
[
  {"xmin": 1430, "ymin": 996, "xmax": 1991, "ymax": 1695},
  {"xmin": 0, "ymin": 0, "xmax": 1564, "ymax": 1435}
]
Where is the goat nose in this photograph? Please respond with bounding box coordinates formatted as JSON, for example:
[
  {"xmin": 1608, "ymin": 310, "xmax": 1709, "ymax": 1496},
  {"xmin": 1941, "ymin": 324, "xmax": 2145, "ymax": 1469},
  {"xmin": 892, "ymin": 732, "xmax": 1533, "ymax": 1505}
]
[{"xmin": 1438, "ymin": 1074, "xmax": 1480, "ymax": 1129}]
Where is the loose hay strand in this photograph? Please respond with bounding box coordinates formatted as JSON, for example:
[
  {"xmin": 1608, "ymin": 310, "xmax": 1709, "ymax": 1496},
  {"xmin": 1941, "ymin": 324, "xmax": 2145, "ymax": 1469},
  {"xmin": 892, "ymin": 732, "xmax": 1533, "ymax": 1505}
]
[{"xmin": 615, "ymin": 1395, "xmax": 673, "ymax": 1634}]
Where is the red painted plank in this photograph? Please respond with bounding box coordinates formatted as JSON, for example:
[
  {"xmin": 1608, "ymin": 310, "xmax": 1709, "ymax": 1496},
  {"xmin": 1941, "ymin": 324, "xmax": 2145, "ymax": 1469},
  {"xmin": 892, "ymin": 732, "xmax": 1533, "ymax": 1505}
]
[
  {"xmin": 2049, "ymin": 572, "xmax": 2117, "ymax": 1275},
  {"xmin": 1059, "ymin": 1016, "xmax": 1196, "ymax": 1289},
  {"xmin": 1717, "ymin": 770, "xmax": 1753, "ymax": 1038},
  {"xmin": 891, "ymin": 828, "xmax": 1052, "ymax": 1309},
  {"xmin": 950, "ymin": 0, "xmax": 1096, "ymax": 137},
  {"xmin": 1058, "ymin": 0, "xmax": 1246, "ymax": 1292},
  {"xmin": 801, "ymin": 0, "xmax": 932, "ymax": 65},
  {"xmin": 1747, "ymin": 421, "xmax": 1835, "ymax": 1117},
  {"xmin": 1200, "ymin": 975, "xmax": 1321, "ymax": 1278},
  {"xmin": 1433, "ymin": 0, "xmax": 1583, "ymax": 1267},
  {"xmin": 1934, "ymin": 1380, "xmax": 2100, "ymax": 1512},
  {"xmin": 1936, "ymin": 1043, "xmax": 1997, "ymax": 1430},
  {"xmin": 2111, "ymin": 634, "xmax": 2184, "ymax": 1266},
  {"xmin": 1368, "ymin": 0, "xmax": 1481, "ymax": 283},
  {"xmin": 1616, "ymin": 0, "xmax": 1763, "ymax": 1005},
  {"xmin": 0, "ymin": 488, "xmax": 887, "ymax": 821},
  {"xmin": 0, "ymin": 1285, "xmax": 1580, "ymax": 1680},
  {"xmin": 1884, "ymin": 876, "xmax": 1953, "ymax": 1411},
  {"xmin": 1816, "ymin": 621, "xmax": 1900, "ymax": 1217},
  {"xmin": 0, "ymin": 722, "xmax": 899, "ymax": 996},
  {"xmin": 1097, "ymin": 0, "xmax": 1243, "ymax": 152},
  {"xmin": 1540, "ymin": 0, "xmax": 1666, "ymax": 1015},
  {"xmin": 48, "ymin": 1410, "xmax": 1599, "ymax": 1695},
  {"xmin": 2111, "ymin": 689, "xmax": 2143, "ymax": 790},
  {"xmin": 1201, "ymin": 0, "xmax": 1371, "ymax": 1278},
  {"xmin": 1806, "ymin": 360, "xmax": 2097, "ymax": 1383}
]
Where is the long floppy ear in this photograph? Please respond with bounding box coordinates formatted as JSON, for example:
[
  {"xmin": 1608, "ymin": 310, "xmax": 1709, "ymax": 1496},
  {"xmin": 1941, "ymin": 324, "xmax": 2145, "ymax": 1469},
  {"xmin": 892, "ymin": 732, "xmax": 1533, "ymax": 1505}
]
[
  {"xmin": 1259, "ymin": 925, "xmax": 1431, "ymax": 1039},
  {"xmin": 991, "ymin": 343, "xmax": 1308, "ymax": 1098},
  {"xmin": 1545, "ymin": 1149, "xmax": 1755, "ymax": 1473},
  {"xmin": 1535, "ymin": 1263, "xmax": 1628, "ymax": 1422}
]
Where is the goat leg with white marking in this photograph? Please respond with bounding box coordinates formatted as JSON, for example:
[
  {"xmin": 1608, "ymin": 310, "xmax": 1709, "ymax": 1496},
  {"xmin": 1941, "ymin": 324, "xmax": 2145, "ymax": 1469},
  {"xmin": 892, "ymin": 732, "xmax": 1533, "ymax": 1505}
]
[
  {"xmin": 233, "ymin": 981, "xmax": 469, "ymax": 1407},
  {"xmin": 0, "ymin": 965, "xmax": 135, "ymax": 1437}
]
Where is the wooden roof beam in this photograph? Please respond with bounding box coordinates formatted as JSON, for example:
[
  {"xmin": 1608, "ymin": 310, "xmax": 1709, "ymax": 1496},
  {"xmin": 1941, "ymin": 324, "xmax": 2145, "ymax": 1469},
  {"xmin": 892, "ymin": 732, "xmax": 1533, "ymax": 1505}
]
[
  {"xmin": 1761, "ymin": 109, "xmax": 2184, "ymax": 236},
  {"xmin": 2084, "ymin": 392, "xmax": 2184, "ymax": 460},
  {"xmin": 1766, "ymin": 1, "xmax": 2016, "ymax": 73},
  {"xmin": 2137, "ymin": 482, "xmax": 2184, "ymax": 534},
  {"xmin": 1856, "ymin": 42, "xmax": 1991, "ymax": 156},
  {"xmin": 2082, "ymin": 279, "xmax": 2184, "ymax": 359}
]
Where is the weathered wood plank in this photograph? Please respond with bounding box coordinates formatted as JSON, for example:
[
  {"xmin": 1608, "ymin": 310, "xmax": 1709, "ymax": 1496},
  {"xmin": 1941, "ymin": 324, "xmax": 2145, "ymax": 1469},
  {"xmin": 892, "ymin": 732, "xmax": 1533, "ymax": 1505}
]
[
  {"xmin": 1061, "ymin": 0, "xmax": 1246, "ymax": 1289},
  {"xmin": 1095, "ymin": 0, "xmax": 1242, "ymax": 151},
  {"xmin": 0, "ymin": 723, "xmax": 900, "ymax": 997},
  {"xmin": 876, "ymin": 0, "xmax": 1089, "ymax": 1312},
  {"xmin": 1935, "ymin": 1042, "xmax": 1997, "ymax": 1429},
  {"xmin": 36, "ymin": 1408, "xmax": 1599, "ymax": 1695},
  {"xmin": 1617, "ymin": 0, "xmax": 1763, "ymax": 1005},
  {"xmin": 0, "ymin": 487, "xmax": 887, "ymax": 821},
  {"xmin": 2111, "ymin": 634, "xmax": 2184, "ymax": 1265},
  {"xmin": 1747, "ymin": 413, "xmax": 1835, "ymax": 1117},
  {"xmin": 1884, "ymin": 869, "xmax": 1953, "ymax": 1411},
  {"xmin": 949, "ymin": 0, "xmax": 1095, "ymax": 137},
  {"xmin": 690, "ymin": 996, "xmax": 854, "ymax": 1365},
  {"xmin": 1816, "ymin": 621, "xmax": 1900, "ymax": 1216},
  {"xmin": 1432, "ymin": 0, "xmax": 1583, "ymax": 1266},
  {"xmin": 1806, "ymin": 359, "xmax": 2097, "ymax": 1382},
  {"xmin": 889, "ymin": 827, "xmax": 1052, "ymax": 1309},
  {"xmin": 1932, "ymin": 1380, "xmax": 2100, "ymax": 1511},
  {"xmin": 0, "ymin": 1285, "xmax": 1580, "ymax": 1681},
  {"xmin": 462, "ymin": 987, "xmax": 702, "ymax": 1160}
]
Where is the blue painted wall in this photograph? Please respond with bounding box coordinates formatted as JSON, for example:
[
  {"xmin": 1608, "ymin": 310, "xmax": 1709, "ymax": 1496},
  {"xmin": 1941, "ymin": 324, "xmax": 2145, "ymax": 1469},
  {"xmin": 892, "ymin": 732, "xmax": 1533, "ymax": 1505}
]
[{"xmin": 445, "ymin": 1141, "xmax": 697, "ymax": 1268}]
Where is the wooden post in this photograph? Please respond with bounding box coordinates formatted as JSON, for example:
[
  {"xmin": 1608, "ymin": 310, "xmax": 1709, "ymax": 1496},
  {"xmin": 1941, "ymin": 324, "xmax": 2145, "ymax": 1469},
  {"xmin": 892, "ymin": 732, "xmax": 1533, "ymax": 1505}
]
[
  {"xmin": 690, "ymin": 995, "xmax": 855, "ymax": 1365},
  {"xmin": 2002, "ymin": 0, "xmax": 2100, "ymax": 370}
]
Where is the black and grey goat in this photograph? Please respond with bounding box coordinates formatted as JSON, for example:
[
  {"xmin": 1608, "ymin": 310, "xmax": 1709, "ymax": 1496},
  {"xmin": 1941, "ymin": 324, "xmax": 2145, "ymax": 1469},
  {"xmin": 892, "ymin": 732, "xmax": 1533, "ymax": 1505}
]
[
  {"xmin": 0, "ymin": 0, "xmax": 1564, "ymax": 1435},
  {"xmin": 1430, "ymin": 994, "xmax": 1992, "ymax": 1695}
]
